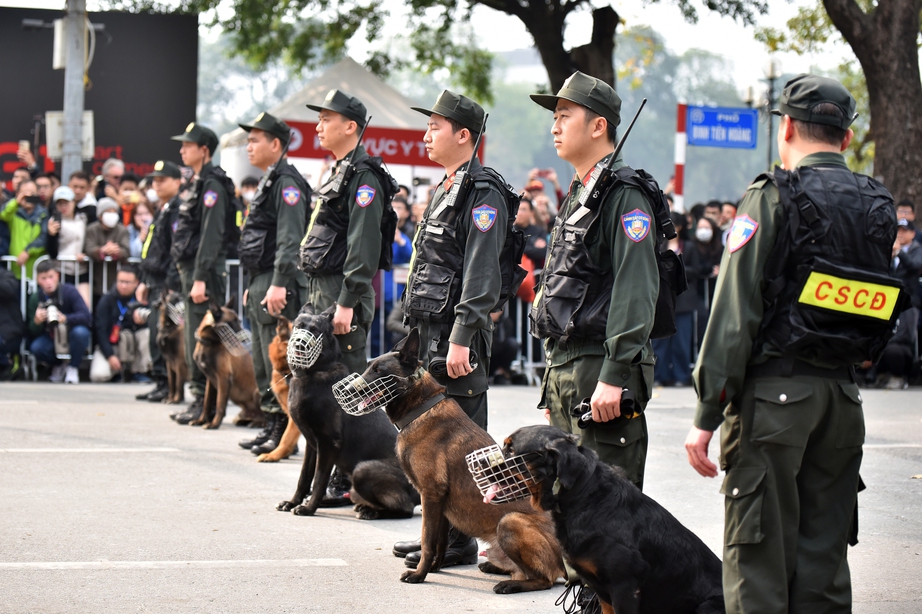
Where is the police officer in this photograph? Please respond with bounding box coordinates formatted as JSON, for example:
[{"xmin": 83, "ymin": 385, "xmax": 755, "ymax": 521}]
[
  {"xmin": 236, "ymin": 112, "xmax": 311, "ymax": 454},
  {"xmin": 135, "ymin": 160, "xmax": 184, "ymax": 403},
  {"xmin": 169, "ymin": 123, "xmax": 234, "ymax": 424},
  {"xmin": 685, "ymin": 74, "xmax": 903, "ymax": 613},
  {"xmin": 530, "ymin": 72, "xmax": 659, "ymax": 490},
  {"xmin": 394, "ymin": 90, "xmax": 510, "ymax": 570},
  {"xmin": 300, "ymin": 90, "xmax": 387, "ymax": 374}
]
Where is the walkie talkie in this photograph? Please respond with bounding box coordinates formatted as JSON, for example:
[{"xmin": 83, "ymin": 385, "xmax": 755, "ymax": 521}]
[
  {"xmin": 580, "ymin": 99, "xmax": 647, "ymax": 211},
  {"xmin": 319, "ymin": 115, "xmax": 373, "ymax": 201},
  {"xmin": 440, "ymin": 113, "xmax": 489, "ymax": 210}
]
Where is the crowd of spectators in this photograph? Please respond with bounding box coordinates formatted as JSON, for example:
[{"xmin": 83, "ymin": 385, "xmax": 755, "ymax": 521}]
[{"xmin": 2, "ymin": 154, "xmax": 919, "ymax": 390}]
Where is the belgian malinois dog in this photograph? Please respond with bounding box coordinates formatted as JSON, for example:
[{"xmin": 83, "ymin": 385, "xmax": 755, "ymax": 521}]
[
  {"xmin": 257, "ymin": 315, "xmax": 302, "ymax": 462},
  {"xmin": 191, "ymin": 298, "xmax": 263, "ymax": 429},
  {"xmin": 157, "ymin": 289, "xmax": 187, "ymax": 405},
  {"xmin": 350, "ymin": 329, "xmax": 564, "ymax": 594}
]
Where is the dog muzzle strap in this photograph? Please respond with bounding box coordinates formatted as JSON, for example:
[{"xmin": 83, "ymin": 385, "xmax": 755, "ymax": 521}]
[
  {"xmin": 466, "ymin": 444, "xmax": 537, "ymax": 505},
  {"xmin": 287, "ymin": 328, "xmax": 323, "ymax": 370},
  {"xmin": 213, "ymin": 322, "xmax": 252, "ymax": 357},
  {"xmin": 166, "ymin": 300, "xmax": 185, "ymax": 326}
]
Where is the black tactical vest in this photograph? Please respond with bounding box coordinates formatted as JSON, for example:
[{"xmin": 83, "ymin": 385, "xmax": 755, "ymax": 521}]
[
  {"xmin": 238, "ymin": 160, "xmax": 311, "ymax": 274},
  {"xmin": 140, "ymin": 195, "xmax": 180, "ymax": 282},
  {"xmin": 170, "ymin": 164, "xmax": 239, "ymax": 263},
  {"xmin": 757, "ymin": 164, "xmax": 906, "ymax": 365}
]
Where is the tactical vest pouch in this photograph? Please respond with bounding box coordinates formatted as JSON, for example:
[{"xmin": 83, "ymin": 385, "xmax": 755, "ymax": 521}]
[
  {"xmin": 299, "ymin": 224, "xmax": 347, "ymax": 275},
  {"xmin": 170, "ymin": 202, "xmax": 199, "ymax": 263},
  {"xmin": 238, "ymin": 227, "xmax": 268, "ymax": 272},
  {"xmin": 530, "ymin": 273, "xmax": 591, "ymax": 345},
  {"xmin": 650, "ymin": 249, "xmax": 688, "ymax": 339},
  {"xmin": 782, "ymin": 257, "xmax": 907, "ymax": 363},
  {"xmin": 405, "ymin": 262, "xmax": 456, "ymax": 323}
]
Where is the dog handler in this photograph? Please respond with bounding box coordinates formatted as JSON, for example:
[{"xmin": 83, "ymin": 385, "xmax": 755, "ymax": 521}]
[
  {"xmin": 686, "ymin": 75, "xmax": 903, "ymax": 612},
  {"xmin": 237, "ymin": 112, "xmax": 311, "ymax": 454},
  {"xmin": 530, "ymin": 72, "xmax": 659, "ymax": 490}
]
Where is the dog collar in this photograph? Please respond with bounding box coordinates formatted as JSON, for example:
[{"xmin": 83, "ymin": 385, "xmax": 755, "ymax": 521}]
[{"xmin": 394, "ymin": 391, "xmax": 446, "ymax": 432}]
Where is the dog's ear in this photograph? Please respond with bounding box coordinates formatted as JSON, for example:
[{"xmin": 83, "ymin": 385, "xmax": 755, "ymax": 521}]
[
  {"xmin": 544, "ymin": 434, "xmax": 582, "ymax": 490},
  {"xmin": 396, "ymin": 328, "xmax": 421, "ymax": 365},
  {"xmin": 225, "ymin": 295, "xmax": 236, "ymax": 310},
  {"xmin": 277, "ymin": 315, "xmax": 290, "ymax": 328},
  {"xmin": 299, "ymin": 302, "xmax": 315, "ymax": 316},
  {"xmin": 320, "ymin": 304, "xmax": 336, "ymax": 320},
  {"xmin": 208, "ymin": 298, "xmax": 221, "ymax": 316}
]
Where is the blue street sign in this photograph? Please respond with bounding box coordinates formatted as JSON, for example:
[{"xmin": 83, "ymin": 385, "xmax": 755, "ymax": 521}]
[{"xmin": 686, "ymin": 106, "xmax": 758, "ymax": 149}]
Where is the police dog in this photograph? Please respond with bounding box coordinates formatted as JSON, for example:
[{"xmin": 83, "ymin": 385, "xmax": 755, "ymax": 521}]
[
  {"xmin": 256, "ymin": 315, "xmax": 302, "ymax": 462},
  {"xmin": 354, "ymin": 329, "xmax": 564, "ymax": 594},
  {"xmin": 157, "ymin": 290, "xmax": 188, "ymax": 405},
  {"xmin": 191, "ymin": 298, "xmax": 263, "ymax": 429},
  {"xmin": 278, "ymin": 305, "xmax": 418, "ymax": 519},
  {"xmin": 501, "ymin": 425, "xmax": 725, "ymax": 614}
]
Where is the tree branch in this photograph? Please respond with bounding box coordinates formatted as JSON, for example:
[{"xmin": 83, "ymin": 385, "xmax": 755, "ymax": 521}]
[{"xmin": 822, "ymin": 0, "xmax": 872, "ymax": 48}]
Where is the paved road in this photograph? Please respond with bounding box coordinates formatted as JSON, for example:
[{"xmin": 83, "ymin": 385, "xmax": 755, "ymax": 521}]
[{"xmin": 1, "ymin": 381, "xmax": 920, "ymax": 613}]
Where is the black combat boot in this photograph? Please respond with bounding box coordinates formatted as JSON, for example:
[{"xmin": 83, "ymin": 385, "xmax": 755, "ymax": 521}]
[
  {"xmin": 138, "ymin": 379, "xmax": 168, "ymax": 402},
  {"xmin": 238, "ymin": 412, "xmax": 276, "ymax": 449},
  {"xmin": 250, "ymin": 412, "xmax": 288, "ymax": 455},
  {"xmin": 403, "ymin": 528, "xmax": 478, "ymax": 568},
  {"xmin": 174, "ymin": 395, "xmax": 204, "ymax": 425}
]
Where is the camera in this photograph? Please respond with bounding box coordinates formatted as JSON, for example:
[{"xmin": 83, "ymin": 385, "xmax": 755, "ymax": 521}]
[
  {"xmin": 39, "ymin": 300, "xmax": 61, "ymax": 329},
  {"xmin": 134, "ymin": 307, "xmax": 152, "ymax": 323}
]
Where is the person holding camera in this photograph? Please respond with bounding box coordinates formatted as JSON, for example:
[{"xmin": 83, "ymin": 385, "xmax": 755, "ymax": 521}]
[
  {"xmin": 27, "ymin": 259, "xmax": 92, "ymax": 384},
  {"xmin": 1, "ymin": 178, "xmax": 48, "ymax": 280},
  {"xmin": 93, "ymin": 265, "xmax": 151, "ymax": 382}
]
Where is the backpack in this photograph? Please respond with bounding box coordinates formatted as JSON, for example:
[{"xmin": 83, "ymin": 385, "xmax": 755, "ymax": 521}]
[{"xmin": 355, "ymin": 156, "xmax": 399, "ymax": 271}]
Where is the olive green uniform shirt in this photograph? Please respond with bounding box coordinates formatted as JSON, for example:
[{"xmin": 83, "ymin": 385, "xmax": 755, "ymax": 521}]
[{"xmin": 193, "ymin": 161, "xmax": 229, "ymax": 282}]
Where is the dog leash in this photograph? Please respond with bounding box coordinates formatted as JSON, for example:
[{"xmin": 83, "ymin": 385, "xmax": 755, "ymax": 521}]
[
  {"xmin": 267, "ymin": 372, "xmax": 293, "ymax": 393},
  {"xmin": 393, "ymin": 392, "xmax": 446, "ymax": 432}
]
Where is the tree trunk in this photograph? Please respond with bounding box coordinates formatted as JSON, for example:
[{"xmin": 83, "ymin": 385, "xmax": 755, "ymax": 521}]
[
  {"xmin": 569, "ymin": 6, "xmax": 618, "ymax": 88},
  {"xmin": 823, "ymin": 0, "xmax": 922, "ymax": 205}
]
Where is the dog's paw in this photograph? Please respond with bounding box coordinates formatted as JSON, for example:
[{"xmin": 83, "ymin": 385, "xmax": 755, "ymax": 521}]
[
  {"xmin": 292, "ymin": 504, "xmax": 316, "ymax": 516},
  {"xmin": 400, "ymin": 570, "xmax": 426, "ymax": 584},
  {"xmin": 492, "ymin": 580, "xmax": 525, "ymax": 594},
  {"xmin": 257, "ymin": 453, "xmax": 281, "ymax": 463},
  {"xmin": 355, "ymin": 505, "xmax": 380, "ymax": 520},
  {"xmin": 478, "ymin": 561, "xmax": 507, "ymax": 575},
  {"xmin": 277, "ymin": 501, "xmax": 297, "ymax": 512},
  {"xmin": 203, "ymin": 422, "xmax": 220, "ymax": 430}
]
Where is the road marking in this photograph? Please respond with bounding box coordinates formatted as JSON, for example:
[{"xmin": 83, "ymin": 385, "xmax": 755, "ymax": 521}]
[
  {"xmin": 0, "ymin": 559, "xmax": 347, "ymax": 570},
  {"xmin": 1, "ymin": 400, "xmax": 39, "ymax": 404},
  {"xmin": 0, "ymin": 448, "xmax": 180, "ymax": 453},
  {"xmin": 864, "ymin": 444, "xmax": 922, "ymax": 449}
]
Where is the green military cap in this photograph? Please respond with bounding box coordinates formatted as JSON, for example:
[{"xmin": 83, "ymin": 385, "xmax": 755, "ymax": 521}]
[
  {"xmin": 771, "ymin": 74, "xmax": 858, "ymax": 130},
  {"xmin": 238, "ymin": 111, "xmax": 292, "ymax": 144},
  {"xmin": 147, "ymin": 160, "xmax": 182, "ymax": 179},
  {"xmin": 411, "ymin": 90, "xmax": 485, "ymax": 135},
  {"xmin": 170, "ymin": 122, "xmax": 219, "ymax": 154},
  {"xmin": 306, "ymin": 89, "xmax": 367, "ymax": 127},
  {"xmin": 530, "ymin": 71, "xmax": 622, "ymax": 129}
]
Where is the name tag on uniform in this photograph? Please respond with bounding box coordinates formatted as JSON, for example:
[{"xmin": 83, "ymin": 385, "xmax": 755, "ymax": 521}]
[
  {"xmin": 426, "ymin": 224, "xmax": 444, "ymax": 235},
  {"xmin": 798, "ymin": 271, "xmax": 901, "ymax": 320},
  {"xmin": 565, "ymin": 206, "xmax": 591, "ymax": 225}
]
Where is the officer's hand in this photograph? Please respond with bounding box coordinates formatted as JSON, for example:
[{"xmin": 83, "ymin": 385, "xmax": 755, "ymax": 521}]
[
  {"xmin": 543, "ymin": 408, "xmax": 551, "ymax": 422},
  {"xmin": 332, "ymin": 304, "xmax": 353, "ymax": 336},
  {"xmin": 445, "ymin": 342, "xmax": 472, "ymax": 379},
  {"xmin": 590, "ymin": 380, "xmax": 622, "ymax": 422},
  {"xmin": 685, "ymin": 426, "xmax": 718, "ymax": 478},
  {"xmin": 190, "ymin": 280, "xmax": 207, "ymax": 304},
  {"xmin": 243, "ymin": 289, "xmax": 248, "ymax": 305},
  {"xmin": 261, "ymin": 285, "xmax": 288, "ymax": 317},
  {"xmin": 136, "ymin": 283, "xmax": 148, "ymax": 305}
]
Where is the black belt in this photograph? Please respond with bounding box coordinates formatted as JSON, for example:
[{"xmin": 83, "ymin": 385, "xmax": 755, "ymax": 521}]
[{"xmin": 748, "ymin": 358, "xmax": 855, "ymax": 381}]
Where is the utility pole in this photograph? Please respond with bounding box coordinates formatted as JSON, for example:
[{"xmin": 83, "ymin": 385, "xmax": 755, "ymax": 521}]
[{"xmin": 62, "ymin": 0, "xmax": 86, "ymax": 179}]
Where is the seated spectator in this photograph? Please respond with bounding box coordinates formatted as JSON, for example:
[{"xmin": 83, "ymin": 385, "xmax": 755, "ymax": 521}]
[
  {"xmin": 128, "ymin": 201, "xmax": 154, "ymax": 259},
  {"xmin": 85, "ymin": 197, "xmax": 130, "ymax": 303},
  {"xmin": 27, "ymin": 259, "xmax": 92, "ymax": 384},
  {"xmin": 116, "ymin": 173, "xmax": 141, "ymax": 226},
  {"xmin": 515, "ymin": 195, "xmax": 549, "ymax": 271},
  {"xmin": 93, "ymin": 265, "xmax": 151, "ymax": 382},
  {"xmin": 392, "ymin": 194, "xmax": 415, "ymax": 240},
  {"xmin": 1, "ymin": 179, "xmax": 48, "ymax": 280},
  {"xmin": 69, "ymin": 170, "xmax": 97, "ymax": 224},
  {"xmin": 0, "ymin": 265, "xmax": 25, "ymax": 380},
  {"xmin": 46, "ymin": 186, "xmax": 91, "ymax": 308}
]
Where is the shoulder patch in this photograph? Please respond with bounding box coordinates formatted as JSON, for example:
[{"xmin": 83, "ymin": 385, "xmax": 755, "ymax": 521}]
[
  {"xmin": 620, "ymin": 208, "xmax": 651, "ymax": 243},
  {"xmin": 203, "ymin": 190, "xmax": 218, "ymax": 208},
  {"xmin": 472, "ymin": 204, "xmax": 498, "ymax": 232},
  {"xmin": 355, "ymin": 184, "xmax": 376, "ymax": 208},
  {"xmin": 282, "ymin": 186, "xmax": 301, "ymax": 206},
  {"xmin": 727, "ymin": 215, "xmax": 759, "ymax": 253}
]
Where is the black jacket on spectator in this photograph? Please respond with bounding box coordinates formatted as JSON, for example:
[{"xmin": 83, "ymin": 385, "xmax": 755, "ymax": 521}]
[
  {"xmin": 26, "ymin": 283, "xmax": 92, "ymax": 340},
  {"xmin": 892, "ymin": 242, "xmax": 922, "ymax": 309},
  {"xmin": 0, "ymin": 267, "xmax": 24, "ymax": 346},
  {"xmin": 522, "ymin": 224, "xmax": 549, "ymax": 270},
  {"xmin": 675, "ymin": 240, "xmax": 709, "ymax": 315},
  {"xmin": 94, "ymin": 285, "xmax": 144, "ymax": 359}
]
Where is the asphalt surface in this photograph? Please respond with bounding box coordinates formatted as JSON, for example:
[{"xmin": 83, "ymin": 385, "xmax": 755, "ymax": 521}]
[{"xmin": 1, "ymin": 380, "xmax": 920, "ymax": 613}]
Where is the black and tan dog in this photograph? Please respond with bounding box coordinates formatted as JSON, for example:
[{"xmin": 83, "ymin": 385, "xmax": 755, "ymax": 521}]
[
  {"xmin": 191, "ymin": 298, "xmax": 264, "ymax": 429},
  {"xmin": 354, "ymin": 329, "xmax": 564, "ymax": 593},
  {"xmin": 278, "ymin": 305, "xmax": 418, "ymax": 519},
  {"xmin": 501, "ymin": 425, "xmax": 725, "ymax": 614},
  {"xmin": 256, "ymin": 315, "xmax": 302, "ymax": 462},
  {"xmin": 157, "ymin": 289, "xmax": 187, "ymax": 405}
]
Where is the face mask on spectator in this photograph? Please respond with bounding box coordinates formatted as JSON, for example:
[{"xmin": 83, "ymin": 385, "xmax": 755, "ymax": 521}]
[
  {"xmin": 101, "ymin": 211, "xmax": 120, "ymax": 228},
  {"xmin": 242, "ymin": 190, "xmax": 256, "ymax": 203},
  {"xmin": 695, "ymin": 227, "xmax": 714, "ymax": 243},
  {"xmin": 146, "ymin": 188, "xmax": 159, "ymax": 204}
]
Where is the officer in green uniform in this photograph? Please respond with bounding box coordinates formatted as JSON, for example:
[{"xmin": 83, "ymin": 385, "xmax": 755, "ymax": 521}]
[
  {"xmin": 300, "ymin": 90, "xmax": 384, "ymax": 375},
  {"xmin": 169, "ymin": 123, "xmax": 233, "ymax": 424},
  {"xmin": 236, "ymin": 112, "xmax": 311, "ymax": 453},
  {"xmin": 686, "ymin": 75, "xmax": 902, "ymax": 613},
  {"xmin": 530, "ymin": 72, "xmax": 659, "ymax": 490},
  {"xmin": 394, "ymin": 90, "xmax": 509, "ymax": 570}
]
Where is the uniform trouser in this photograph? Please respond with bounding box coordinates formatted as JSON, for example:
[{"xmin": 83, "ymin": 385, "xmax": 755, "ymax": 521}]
[
  {"xmin": 417, "ymin": 320, "xmax": 491, "ymax": 431},
  {"xmin": 307, "ymin": 274, "xmax": 370, "ymax": 376},
  {"xmin": 719, "ymin": 375, "xmax": 864, "ymax": 614},
  {"xmin": 178, "ymin": 259, "xmax": 227, "ymax": 398},
  {"xmin": 541, "ymin": 354, "xmax": 650, "ymax": 490},
  {"xmin": 147, "ymin": 289, "xmax": 166, "ymax": 381},
  {"xmin": 246, "ymin": 271, "xmax": 307, "ymax": 414}
]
